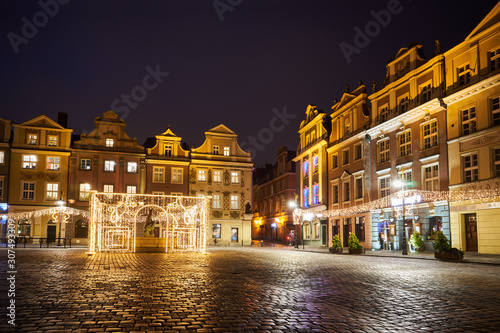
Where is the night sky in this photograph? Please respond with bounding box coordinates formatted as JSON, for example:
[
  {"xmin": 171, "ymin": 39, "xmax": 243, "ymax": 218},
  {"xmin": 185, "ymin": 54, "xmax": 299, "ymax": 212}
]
[{"xmin": 1, "ymin": 0, "xmax": 497, "ymax": 166}]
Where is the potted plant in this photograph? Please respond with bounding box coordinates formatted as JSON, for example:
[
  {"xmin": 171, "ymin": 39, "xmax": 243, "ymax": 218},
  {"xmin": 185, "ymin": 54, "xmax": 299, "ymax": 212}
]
[
  {"xmin": 433, "ymin": 231, "xmax": 464, "ymax": 260},
  {"xmin": 410, "ymin": 232, "xmax": 425, "ymax": 252},
  {"xmin": 348, "ymin": 233, "xmax": 364, "ymax": 254},
  {"xmin": 329, "ymin": 235, "xmax": 343, "ymax": 254}
]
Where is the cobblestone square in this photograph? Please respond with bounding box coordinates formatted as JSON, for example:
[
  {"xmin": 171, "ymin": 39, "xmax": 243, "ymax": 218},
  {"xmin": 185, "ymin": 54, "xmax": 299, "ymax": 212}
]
[{"xmin": 2, "ymin": 247, "xmax": 500, "ymax": 332}]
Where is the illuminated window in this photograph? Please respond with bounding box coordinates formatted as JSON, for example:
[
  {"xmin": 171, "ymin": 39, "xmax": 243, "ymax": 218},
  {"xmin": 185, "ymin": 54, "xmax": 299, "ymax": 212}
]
[
  {"xmin": 354, "ymin": 143, "xmax": 362, "ymax": 161},
  {"xmin": 231, "ymin": 170, "xmax": 240, "ymax": 184},
  {"xmin": 22, "ymin": 155, "xmax": 37, "ymax": 169},
  {"xmin": 46, "ymin": 183, "xmax": 59, "ymax": 200},
  {"xmin": 197, "ymin": 169, "xmax": 207, "ymax": 182},
  {"xmin": 165, "ymin": 144, "xmax": 172, "ymax": 157},
  {"xmin": 80, "ymin": 158, "xmax": 91, "ymax": 170},
  {"xmin": 463, "ymin": 154, "xmax": 478, "ymax": 182},
  {"xmin": 126, "ymin": 186, "xmax": 137, "ymax": 194},
  {"xmin": 332, "ymin": 184, "xmax": 339, "ymax": 204},
  {"xmin": 457, "ymin": 64, "xmax": 471, "ymax": 86},
  {"xmin": 421, "ymin": 83, "xmax": 432, "ymax": 103},
  {"xmin": 303, "ymin": 160, "xmax": 309, "ymax": 177},
  {"xmin": 492, "ymin": 97, "xmax": 500, "ymax": 126},
  {"xmin": 212, "ymin": 224, "xmax": 221, "ymax": 239},
  {"xmin": 313, "ymin": 155, "xmax": 319, "ymax": 173},
  {"xmin": 223, "ymin": 146, "xmax": 230, "ymax": 156},
  {"xmin": 79, "ymin": 183, "xmax": 91, "ymax": 201},
  {"xmin": 313, "ymin": 184, "xmax": 319, "ymax": 205},
  {"xmin": 213, "ymin": 194, "xmax": 221, "ymax": 209},
  {"xmin": 127, "ymin": 162, "xmax": 137, "ymax": 173},
  {"xmin": 103, "ymin": 184, "xmax": 114, "ymax": 193},
  {"xmin": 171, "ymin": 192, "xmax": 183, "ymax": 196},
  {"xmin": 230, "ymin": 195, "xmax": 239, "ymax": 210},
  {"xmin": 332, "ymin": 154, "xmax": 338, "ymax": 169},
  {"xmin": 153, "ymin": 167, "xmax": 164, "ymax": 182},
  {"xmin": 105, "ymin": 138, "xmax": 114, "ymax": 148},
  {"xmin": 152, "ymin": 191, "xmax": 164, "ymax": 195},
  {"xmin": 213, "ymin": 169, "xmax": 222, "ymax": 183},
  {"xmin": 402, "ymin": 170, "xmax": 413, "ymax": 190},
  {"xmin": 342, "ymin": 149, "xmax": 350, "ymax": 165},
  {"xmin": 398, "ymin": 130, "xmax": 412, "ymax": 157},
  {"xmin": 104, "ymin": 160, "xmax": 115, "ymax": 172},
  {"xmin": 379, "ymin": 177, "xmax": 390, "ymax": 198},
  {"xmin": 399, "ymin": 96, "xmax": 409, "ymax": 114},
  {"xmin": 48, "ymin": 135, "xmax": 58, "ymax": 146},
  {"xmin": 378, "ymin": 139, "xmax": 390, "ymax": 163},
  {"xmin": 303, "ymin": 188, "xmax": 309, "ymax": 208},
  {"xmin": 46, "ymin": 157, "xmax": 60, "ymax": 171},
  {"xmin": 0, "ymin": 151, "xmax": 4, "ymax": 164},
  {"xmin": 313, "ymin": 223, "xmax": 320, "ymax": 239},
  {"xmin": 213, "ymin": 146, "xmax": 219, "ymax": 155},
  {"xmin": 168, "ymin": 168, "xmax": 181, "ymax": 183},
  {"xmin": 21, "ymin": 181, "xmax": 35, "ymax": 200},
  {"xmin": 423, "ymin": 165, "xmax": 439, "ymax": 191},
  {"xmin": 489, "ymin": 47, "xmax": 500, "ymax": 72},
  {"xmin": 494, "ymin": 148, "xmax": 500, "ymax": 177},
  {"xmin": 461, "ymin": 106, "xmax": 476, "ymax": 136},
  {"xmin": 28, "ymin": 134, "xmax": 38, "ymax": 145},
  {"xmin": 422, "ymin": 120, "xmax": 438, "ymax": 149},
  {"xmin": 303, "ymin": 222, "xmax": 311, "ymax": 239}
]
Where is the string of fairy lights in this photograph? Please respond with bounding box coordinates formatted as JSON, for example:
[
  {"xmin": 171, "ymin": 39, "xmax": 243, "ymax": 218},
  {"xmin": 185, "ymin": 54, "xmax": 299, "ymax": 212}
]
[{"xmin": 293, "ymin": 188, "xmax": 500, "ymax": 221}]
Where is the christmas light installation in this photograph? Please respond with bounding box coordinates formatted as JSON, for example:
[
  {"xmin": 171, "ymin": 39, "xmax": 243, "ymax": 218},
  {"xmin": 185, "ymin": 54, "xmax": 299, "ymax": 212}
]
[{"xmin": 88, "ymin": 192, "xmax": 211, "ymax": 254}]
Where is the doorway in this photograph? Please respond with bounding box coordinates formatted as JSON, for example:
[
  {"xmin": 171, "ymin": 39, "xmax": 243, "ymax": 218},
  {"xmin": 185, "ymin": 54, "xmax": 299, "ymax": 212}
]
[
  {"xmin": 321, "ymin": 225, "xmax": 327, "ymax": 246},
  {"xmin": 464, "ymin": 213, "xmax": 478, "ymax": 252},
  {"xmin": 47, "ymin": 225, "xmax": 56, "ymax": 243},
  {"xmin": 343, "ymin": 218, "xmax": 351, "ymax": 246}
]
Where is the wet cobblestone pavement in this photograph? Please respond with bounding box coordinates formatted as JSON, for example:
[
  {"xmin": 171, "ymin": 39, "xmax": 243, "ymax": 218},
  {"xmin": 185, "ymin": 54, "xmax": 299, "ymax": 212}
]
[{"xmin": 2, "ymin": 247, "xmax": 500, "ymax": 332}]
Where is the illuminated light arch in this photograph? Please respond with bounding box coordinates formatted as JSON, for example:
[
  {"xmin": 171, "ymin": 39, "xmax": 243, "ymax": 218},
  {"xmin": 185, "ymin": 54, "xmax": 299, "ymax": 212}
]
[{"xmin": 89, "ymin": 192, "xmax": 211, "ymax": 254}]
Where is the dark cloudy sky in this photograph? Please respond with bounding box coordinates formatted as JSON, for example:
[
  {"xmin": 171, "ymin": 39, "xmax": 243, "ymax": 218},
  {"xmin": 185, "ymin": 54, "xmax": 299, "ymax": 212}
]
[{"xmin": 0, "ymin": 0, "xmax": 497, "ymax": 166}]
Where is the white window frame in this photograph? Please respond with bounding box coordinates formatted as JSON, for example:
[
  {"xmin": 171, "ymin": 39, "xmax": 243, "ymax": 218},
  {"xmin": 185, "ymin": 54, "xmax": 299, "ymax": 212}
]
[
  {"xmin": 164, "ymin": 144, "xmax": 173, "ymax": 157},
  {"xmin": 21, "ymin": 181, "xmax": 35, "ymax": 200},
  {"xmin": 197, "ymin": 169, "xmax": 207, "ymax": 182},
  {"xmin": 312, "ymin": 184, "xmax": 319, "ymax": 205},
  {"xmin": 171, "ymin": 192, "xmax": 183, "ymax": 196},
  {"xmin": 105, "ymin": 138, "xmax": 114, "ymax": 148},
  {"xmin": 231, "ymin": 170, "xmax": 240, "ymax": 184},
  {"xmin": 45, "ymin": 182, "xmax": 59, "ymax": 200},
  {"xmin": 28, "ymin": 134, "xmax": 38, "ymax": 145},
  {"xmin": 422, "ymin": 119, "xmax": 438, "ymax": 150},
  {"xmin": 153, "ymin": 166, "xmax": 165, "ymax": 183},
  {"xmin": 463, "ymin": 153, "xmax": 478, "ymax": 182},
  {"xmin": 213, "ymin": 194, "xmax": 221, "ymax": 209},
  {"xmin": 152, "ymin": 191, "xmax": 165, "ymax": 195},
  {"xmin": 104, "ymin": 160, "xmax": 115, "ymax": 172},
  {"xmin": 230, "ymin": 194, "xmax": 239, "ymax": 210},
  {"xmin": 79, "ymin": 183, "xmax": 91, "ymax": 201},
  {"xmin": 103, "ymin": 184, "xmax": 114, "ymax": 193},
  {"xmin": 170, "ymin": 168, "xmax": 183, "ymax": 184},
  {"xmin": 223, "ymin": 146, "xmax": 230, "ymax": 156},
  {"xmin": 423, "ymin": 164, "xmax": 439, "ymax": 191},
  {"xmin": 379, "ymin": 176, "xmax": 391, "ymax": 198},
  {"xmin": 46, "ymin": 156, "xmax": 60, "ymax": 171},
  {"xmin": 0, "ymin": 151, "xmax": 4, "ymax": 164},
  {"xmin": 398, "ymin": 130, "xmax": 412, "ymax": 157},
  {"xmin": 213, "ymin": 169, "xmax": 222, "ymax": 183},
  {"xmin": 401, "ymin": 169, "xmax": 413, "ymax": 190},
  {"xmin": 378, "ymin": 139, "xmax": 390, "ymax": 163},
  {"xmin": 22, "ymin": 154, "xmax": 37, "ymax": 169},
  {"xmin": 461, "ymin": 106, "xmax": 477, "ymax": 136},
  {"xmin": 126, "ymin": 185, "xmax": 137, "ymax": 194}
]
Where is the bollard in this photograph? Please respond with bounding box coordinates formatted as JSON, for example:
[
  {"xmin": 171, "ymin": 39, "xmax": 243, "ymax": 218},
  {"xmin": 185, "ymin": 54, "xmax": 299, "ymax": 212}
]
[{"xmin": 260, "ymin": 240, "xmax": 263, "ymax": 247}]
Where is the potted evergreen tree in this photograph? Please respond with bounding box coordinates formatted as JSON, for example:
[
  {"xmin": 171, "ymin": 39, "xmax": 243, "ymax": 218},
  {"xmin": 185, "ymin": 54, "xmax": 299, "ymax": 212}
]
[
  {"xmin": 433, "ymin": 231, "xmax": 464, "ymax": 260},
  {"xmin": 410, "ymin": 232, "xmax": 425, "ymax": 252},
  {"xmin": 348, "ymin": 233, "xmax": 364, "ymax": 254},
  {"xmin": 329, "ymin": 235, "xmax": 343, "ymax": 254}
]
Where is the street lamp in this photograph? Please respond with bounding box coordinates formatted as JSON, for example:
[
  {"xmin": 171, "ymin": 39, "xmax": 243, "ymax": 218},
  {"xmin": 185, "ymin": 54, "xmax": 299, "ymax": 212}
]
[
  {"xmin": 393, "ymin": 172, "xmax": 408, "ymax": 255},
  {"xmin": 56, "ymin": 198, "xmax": 65, "ymax": 246},
  {"xmin": 288, "ymin": 200, "xmax": 299, "ymax": 248}
]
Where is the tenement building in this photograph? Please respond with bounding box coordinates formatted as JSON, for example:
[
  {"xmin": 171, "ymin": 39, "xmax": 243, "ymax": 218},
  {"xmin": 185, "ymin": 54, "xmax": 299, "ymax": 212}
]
[
  {"xmin": 189, "ymin": 124, "xmax": 253, "ymax": 246},
  {"xmin": 252, "ymin": 146, "xmax": 296, "ymax": 243},
  {"xmin": 0, "ymin": 117, "xmax": 12, "ymax": 238}
]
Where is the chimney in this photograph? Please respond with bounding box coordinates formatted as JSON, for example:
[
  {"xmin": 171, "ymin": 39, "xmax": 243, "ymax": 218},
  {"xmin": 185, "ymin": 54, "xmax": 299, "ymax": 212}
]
[{"xmin": 57, "ymin": 112, "xmax": 68, "ymax": 128}]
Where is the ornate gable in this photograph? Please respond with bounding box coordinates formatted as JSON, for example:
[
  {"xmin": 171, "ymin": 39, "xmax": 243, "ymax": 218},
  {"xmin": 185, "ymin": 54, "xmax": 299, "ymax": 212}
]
[
  {"xmin": 466, "ymin": 2, "xmax": 500, "ymax": 41},
  {"xmin": 20, "ymin": 115, "xmax": 65, "ymax": 129}
]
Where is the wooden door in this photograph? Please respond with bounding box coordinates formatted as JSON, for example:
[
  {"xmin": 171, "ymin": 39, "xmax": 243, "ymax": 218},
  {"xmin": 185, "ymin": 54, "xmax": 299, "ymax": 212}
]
[{"xmin": 465, "ymin": 213, "xmax": 478, "ymax": 252}]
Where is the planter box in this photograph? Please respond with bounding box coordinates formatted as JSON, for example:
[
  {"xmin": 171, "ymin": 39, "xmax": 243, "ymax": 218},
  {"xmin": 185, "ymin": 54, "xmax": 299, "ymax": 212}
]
[
  {"xmin": 329, "ymin": 247, "xmax": 343, "ymax": 254},
  {"xmin": 349, "ymin": 248, "xmax": 364, "ymax": 254},
  {"xmin": 434, "ymin": 251, "xmax": 463, "ymax": 260}
]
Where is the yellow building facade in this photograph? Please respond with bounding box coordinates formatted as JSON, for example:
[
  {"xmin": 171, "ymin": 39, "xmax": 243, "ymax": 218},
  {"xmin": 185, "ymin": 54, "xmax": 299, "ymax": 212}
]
[{"xmin": 444, "ymin": 3, "xmax": 500, "ymax": 254}]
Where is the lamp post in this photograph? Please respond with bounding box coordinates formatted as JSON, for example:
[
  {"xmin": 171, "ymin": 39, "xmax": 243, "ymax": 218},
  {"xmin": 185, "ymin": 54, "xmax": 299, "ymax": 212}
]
[
  {"xmin": 56, "ymin": 198, "xmax": 65, "ymax": 246},
  {"xmin": 394, "ymin": 169, "xmax": 408, "ymax": 255},
  {"xmin": 288, "ymin": 200, "xmax": 299, "ymax": 248}
]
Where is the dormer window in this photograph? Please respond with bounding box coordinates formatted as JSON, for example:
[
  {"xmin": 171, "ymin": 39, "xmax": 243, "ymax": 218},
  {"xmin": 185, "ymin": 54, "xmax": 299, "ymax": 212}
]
[
  {"xmin": 223, "ymin": 146, "xmax": 230, "ymax": 156},
  {"xmin": 28, "ymin": 134, "xmax": 38, "ymax": 145},
  {"xmin": 105, "ymin": 138, "xmax": 114, "ymax": 148},
  {"xmin": 165, "ymin": 144, "xmax": 172, "ymax": 157},
  {"xmin": 213, "ymin": 146, "xmax": 220, "ymax": 155},
  {"xmin": 379, "ymin": 106, "xmax": 388, "ymax": 123},
  {"xmin": 458, "ymin": 64, "xmax": 471, "ymax": 86}
]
